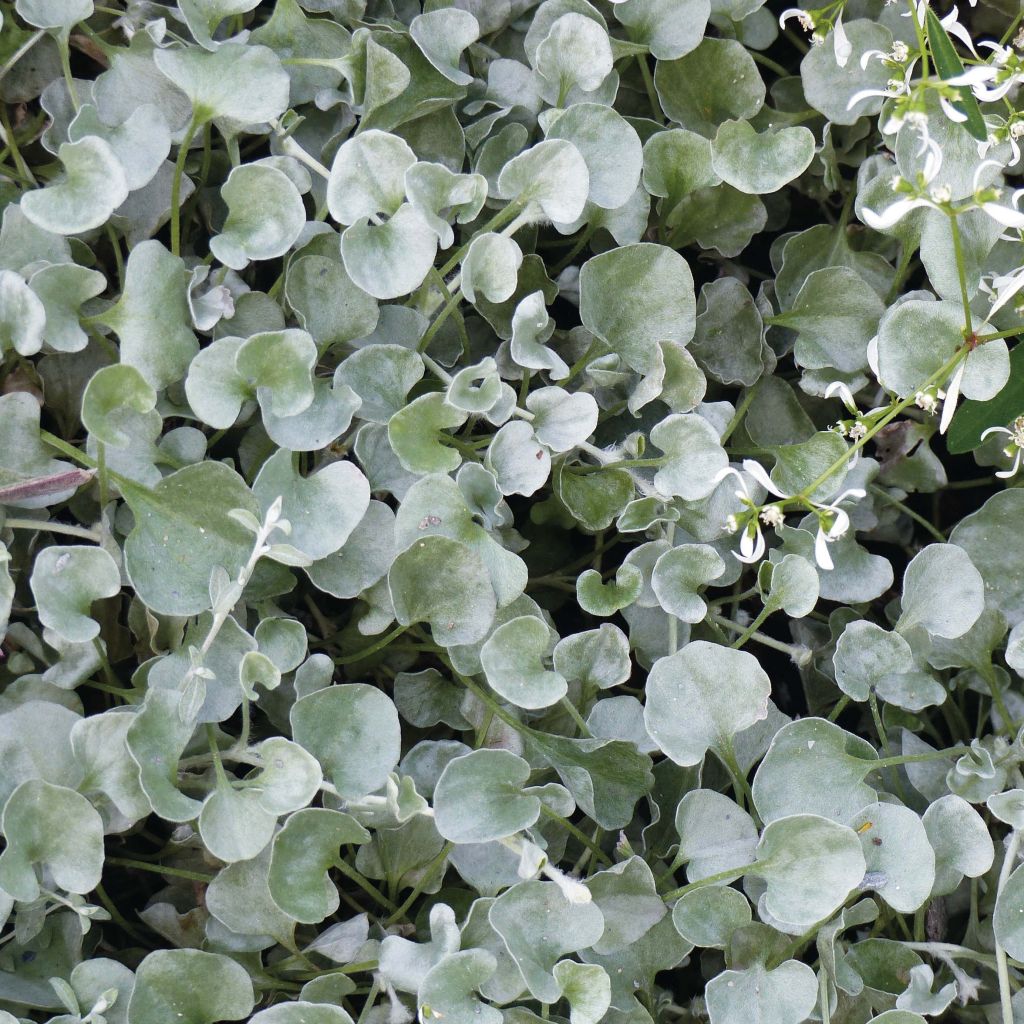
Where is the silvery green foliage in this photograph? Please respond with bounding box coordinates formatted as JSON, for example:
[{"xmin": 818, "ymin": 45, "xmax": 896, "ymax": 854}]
[{"xmin": 3, "ymin": 2, "xmax": 1024, "ymax": 1024}]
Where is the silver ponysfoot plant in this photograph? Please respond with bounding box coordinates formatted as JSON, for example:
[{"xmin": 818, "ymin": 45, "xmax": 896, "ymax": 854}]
[{"xmin": 2, "ymin": 1, "xmax": 1024, "ymax": 1024}]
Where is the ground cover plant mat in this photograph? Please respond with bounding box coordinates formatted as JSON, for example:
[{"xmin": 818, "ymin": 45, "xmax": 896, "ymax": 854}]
[{"xmin": 2, "ymin": 0, "xmax": 1024, "ymax": 1022}]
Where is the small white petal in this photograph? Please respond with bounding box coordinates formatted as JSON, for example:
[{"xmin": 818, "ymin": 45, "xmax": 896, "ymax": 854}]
[
  {"xmin": 939, "ymin": 94, "xmax": 969, "ymax": 123},
  {"xmin": 814, "ymin": 526, "xmax": 835, "ymax": 571},
  {"xmin": 981, "ymin": 425, "xmax": 1013, "ymax": 440},
  {"xmin": 712, "ymin": 465, "xmax": 751, "ymax": 500},
  {"xmin": 862, "ymin": 197, "xmax": 934, "ymax": 230},
  {"xmin": 846, "ymin": 87, "xmax": 892, "ymax": 110},
  {"xmin": 939, "ymin": 360, "xmax": 966, "ymax": 435},
  {"xmin": 940, "ymin": 9, "xmax": 980, "ymax": 57},
  {"xmin": 740, "ymin": 458, "xmax": 789, "ymax": 498},
  {"xmin": 833, "ymin": 14, "xmax": 852, "ymax": 68},
  {"xmin": 982, "ymin": 202, "xmax": 1024, "ymax": 229},
  {"xmin": 824, "ymin": 381, "xmax": 858, "ymax": 413},
  {"xmin": 736, "ymin": 523, "xmax": 766, "ymax": 564},
  {"xmin": 996, "ymin": 450, "xmax": 1024, "ymax": 479}
]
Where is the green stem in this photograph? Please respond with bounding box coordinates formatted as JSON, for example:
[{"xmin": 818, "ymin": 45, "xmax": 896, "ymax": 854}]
[
  {"xmin": 721, "ymin": 383, "xmax": 760, "ymax": 445},
  {"xmin": 170, "ymin": 112, "xmax": 202, "ymax": 257},
  {"xmin": 2, "ymin": 517, "xmax": 101, "ymax": 542},
  {"xmin": 356, "ymin": 978, "xmax": 380, "ymax": 1024},
  {"xmin": 709, "ymin": 613, "xmax": 803, "ymax": 659},
  {"xmin": 662, "ymin": 861, "xmax": 756, "ymax": 902},
  {"xmin": 948, "ymin": 212, "xmax": 973, "ymax": 336},
  {"xmin": 749, "ymin": 50, "xmax": 792, "ymax": 78},
  {"xmin": 0, "ymin": 29, "xmax": 45, "ymax": 84},
  {"xmin": 384, "ymin": 842, "xmax": 454, "ymax": 926},
  {"xmin": 872, "ymin": 746, "xmax": 970, "ymax": 769},
  {"xmin": 0, "ymin": 104, "xmax": 35, "ymax": 186},
  {"xmin": 976, "ymin": 327, "xmax": 1024, "ymax": 342},
  {"xmin": 559, "ymin": 696, "xmax": 593, "ymax": 737},
  {"xmin": 106, "ymin": 858, "xmax": 214, "ymax": 883},
  {"xmin": 635, "ymin": 54, "xmax": 663, "ymax": 120},
  {"xmin": 997, "ymin": 831, "xmax": 1022, "ymax": 1024},
  {"xmin": 731, "ymin": 606, "xmax": 772, "ymax": 650},
  {"xmin": 869, "ymin": 485, "xmax": 945, "ymax": 542},
  {"xmin": 418, "ymin": 289, "xmax": 463, "ymax": 353},
  {"xmin": 538, "ymin": 804, "xmax": 611, "ymax": 866},
  {"xmin": 908, "ymin": 0, "xmax": 929, "ymax": 80},
  {"xmin": 57, "ymin": 33, "xmax": 80, "ymax": 112},
  {"xmin": 333, "ymin": 859, "xmax": 400, "ymax": 914},
  {"xmin": 95, "ymin": 883, "xmax": 150, "ymax": 947},
  {"xmin": 828, "ymin": 695, "xmax": 852, "ymax": 723},
  {"xmin": 720, "ymin": 738, "xmax": 759, "ymax": 826},
  {"xmin": 330, "ymin": 624, "xmax": 409, "ymax": 665}
]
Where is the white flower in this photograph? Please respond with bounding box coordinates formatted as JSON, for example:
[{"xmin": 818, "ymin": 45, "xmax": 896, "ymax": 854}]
[
  {"xmin": 813, "ymin": 489, "xmax": 866, "ymax": 570},
  {"xmin": 714, "ymin": 466, "xmax": 768, "ymax": 564},
  {"xmin": 849, "ymin": 421, "xmax": 868, "ymax": 441},
  {"xmin": 939, "ymin": 359, "xmax": 967, "ymax": 434},
  {"xmin": 892, "ymin": 40, "xmax": 910, "ymax": 62},
  {"xmin": 915, "ymin": 390, "xmax": 941, "ymax": 414},
  {"xmin": 861, "ymin": 130, "xmax": 946, "ymax": 229},
  {"xmin": 780, "ymin": 7, "xmax": 814, "ymax": 32},
  {"xmin": 981, "ymin": 265, "xmax": 1024, "ymax": 318},
  {"xmin": 824, "ymin": 380, "xmax": 859, "ymax": 414},
  {"xmin": 981, "ymin": 415, "xmax": 1024, "ymax": 478},
  {"xmin": 760, "ymin": 505, "xmax": 786, "ymax": 529},
  {"xmin": 833, "ymin": 14, "xmax": 852, "ymax": 68}
]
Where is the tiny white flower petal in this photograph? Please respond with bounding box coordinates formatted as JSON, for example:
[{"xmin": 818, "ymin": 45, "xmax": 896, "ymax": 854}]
[
  {"xmin": 846, "ymin": 87, "xmax": 893, "ymax": 111},
  {"xmin": 982, "ymin": 202, "xmax": 1024, "ymax": 230},
  {"xmin": 920, "ymin": 136, "xmax": 943, "ymax": 182},
  {"xmin": 740, "ymin": 458, "xmax": 789, "ymax": 498},
  {"xmin": 779, "ymin": 7, "xmax": 813, "ymax": 30},
  {"xmin": 830, "ymin": 488, "xmax": 867, "ymax": 508},
  {"xmin": 862, "ymin": 197, "xmax": 934, "ymax": 230},
  {"xmin": 712, "ymin": 465, "xmax": 751, "ymax": 500},
  {"xmin": 947, "ymin": 67, "xmax": 997, "ymax": 87},
  {"xmin": 860, "ymin": 48, "xmax": 887, "ymax": 69},
  {"xmin": 833, "ymin": 14, "xmax": 852, "ymax": 68},
  {"xmin": 980, "ymin": 425, "xmax": 1013, "ymax": 441},
  {"xmin": 939, "ymin": 360, "xmax": 966, "ymax": 435},
  {"xmin": 940, "ymin": 8, "xmax": 979, "ymax": 57},
  {"xmin": 939, "ymin": 94, "xmax": 969, "ymax": 123},
  {"xmin": 824, "ymin": 506, "xmax": 852, "ymax": 539},
  {"xmin": 996, "ymin": 449, "xmax": 1024, "ymax": 479},
  {"xmin": 814, "ymin": 526, "xmax": 835, "ymax": 570},
  {"xmin": 736, "ymin": 523, "xmax": 766, "ymax": 564},
  {"xmin": 972, "ymin": 158, "xmax": 1004, "ymax": 194},
  {"xmin": 867, "ymin": 335, "xmax": 880, "ymax": 379},
  {"xmin": 824, "ymin": 381, "xmax": 859, "ymax": 413},
  {"xmin": 986, "ymin": 267, "xmax": 1024, "ymax": 317}
]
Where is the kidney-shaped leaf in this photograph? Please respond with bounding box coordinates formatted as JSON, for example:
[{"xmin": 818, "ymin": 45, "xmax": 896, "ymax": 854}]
[
  {"xmin": 268, "ymin": 808, "xmax": 369, "ymax": 924},
  {"xmin": 754, "ymin": 814, "xmax": 867, "ymax": 929},
  {"xmin": 580, "ymin": 243, "xmax": 695, "ymax": 376},
  {"xmin": 434, "ymin": 748, "xmax": 545, "ymax": 845},
  {"xmin": 29, "ymin": 545, "xmax": 120, "ymax": 644},
  {"xmin": 711, "ymin": 120, "xmax": 815, "ymax": 196},
  {"xmin": 481, "ymin": 616, "xmax": 567, "ymax": 710},
  {"xmin": 705, "ymin": 960, "xmax": 817, "ymax": 1024},
  {"xmin": 389, "ymin": 536, "xmax": 497, "ymax": 647},
  {"xmin": 291, "ymin": 684, "xmax": 401, "ymax": 801},
  {"xmin": 20, "ymin": 137, "xmax": 128, "ymax": 235},
  {"xmin": 121, "ymin": 461, "xmax": 259, "ymax": 616},
  {"xmin": 128, "ymin": 950, "xmax": 254, "ymax": 1024},
  {"xmin": 644, "ymin": 641, "xmax": 771, "ymax": 767},
  {"xmin": 0, "ymin": 780, "xmax": 104, "ymax": 902}
]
